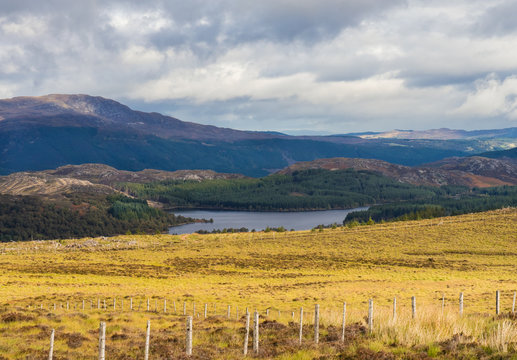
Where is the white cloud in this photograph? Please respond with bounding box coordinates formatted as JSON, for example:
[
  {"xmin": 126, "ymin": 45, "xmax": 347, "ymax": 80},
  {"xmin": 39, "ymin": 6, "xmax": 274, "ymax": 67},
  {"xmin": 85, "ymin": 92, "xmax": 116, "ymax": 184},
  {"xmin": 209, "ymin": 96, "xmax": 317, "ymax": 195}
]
[
  {"xmin": 453, "ymin": 74, "xmax": 517, "ymax": 119},
  {"xmin": 0, "ymin": 0, "xmax": 517, "ymax": 131}
]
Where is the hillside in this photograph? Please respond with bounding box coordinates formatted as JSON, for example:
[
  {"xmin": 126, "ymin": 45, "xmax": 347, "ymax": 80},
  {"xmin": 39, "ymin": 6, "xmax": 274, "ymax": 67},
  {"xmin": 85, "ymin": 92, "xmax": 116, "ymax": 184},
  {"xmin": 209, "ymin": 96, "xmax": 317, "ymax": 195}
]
[
  {"xmin": 480, "ymin": 146, "xmax": 517, "ymax": 160},
  {"xmin": 349, "ymin": 127, "xmax": 517, "ymax": 140},
  {"xmin": 0, "ymin": 209, "xmax": 515, "ymax": 358},
  {"xmin": 277, "ymin": 157, "xmax": 517, "ymax": 187},
  {"xmin": 1, "ymin": 94, "xmax": 511, "ymax": 176}
]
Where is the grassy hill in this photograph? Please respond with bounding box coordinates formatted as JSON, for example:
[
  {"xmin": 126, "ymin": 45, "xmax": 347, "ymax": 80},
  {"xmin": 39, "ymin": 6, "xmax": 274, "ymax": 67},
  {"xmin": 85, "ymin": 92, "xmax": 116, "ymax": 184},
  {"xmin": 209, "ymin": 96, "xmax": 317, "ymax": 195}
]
[{"xmin": 0, "ymin": 209, "xmax": 515, "ymax": 358}]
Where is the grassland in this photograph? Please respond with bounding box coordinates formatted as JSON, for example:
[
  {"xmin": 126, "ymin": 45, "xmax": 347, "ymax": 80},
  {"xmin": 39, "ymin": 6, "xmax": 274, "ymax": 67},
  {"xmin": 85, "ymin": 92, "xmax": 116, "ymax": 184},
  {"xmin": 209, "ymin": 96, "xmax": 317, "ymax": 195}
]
[{"xmin": 0, "ymin": 209, "xmax": 516, "ymax": 359}]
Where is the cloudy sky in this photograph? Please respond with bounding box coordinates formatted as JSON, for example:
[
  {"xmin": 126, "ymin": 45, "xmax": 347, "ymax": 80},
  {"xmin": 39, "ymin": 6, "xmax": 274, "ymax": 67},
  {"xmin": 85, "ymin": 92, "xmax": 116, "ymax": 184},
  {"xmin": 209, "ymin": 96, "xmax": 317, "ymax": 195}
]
[{"xmin": 1, "ymin": 0, "xmax": 517, "ymax": 133}]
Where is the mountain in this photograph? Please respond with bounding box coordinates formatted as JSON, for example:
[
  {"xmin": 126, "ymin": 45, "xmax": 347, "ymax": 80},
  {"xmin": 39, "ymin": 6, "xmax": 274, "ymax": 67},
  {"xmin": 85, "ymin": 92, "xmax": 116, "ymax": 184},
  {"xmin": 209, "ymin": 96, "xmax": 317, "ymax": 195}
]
[
  {"xmin": 1, "ymin": 94, "xmax": 513, "ymax": 177},
  {"xmin": 479, "ymin": 147, "xmax": 517, "ymax": 161},
  {"xmin": 347, "ymin": 128, "xmax": 517, "ymax": 140},
  {"xmin": 277, "ymin": 157, "xmax": 517, "ymax": 187}
]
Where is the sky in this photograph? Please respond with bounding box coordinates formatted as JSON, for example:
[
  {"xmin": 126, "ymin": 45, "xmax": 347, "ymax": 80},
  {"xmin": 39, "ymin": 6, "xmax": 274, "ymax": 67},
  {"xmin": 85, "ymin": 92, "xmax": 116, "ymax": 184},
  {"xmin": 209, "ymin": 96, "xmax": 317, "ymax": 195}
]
[{"xmin": 1, "ymin": 0, "xmax": 517, "ymax": 134}]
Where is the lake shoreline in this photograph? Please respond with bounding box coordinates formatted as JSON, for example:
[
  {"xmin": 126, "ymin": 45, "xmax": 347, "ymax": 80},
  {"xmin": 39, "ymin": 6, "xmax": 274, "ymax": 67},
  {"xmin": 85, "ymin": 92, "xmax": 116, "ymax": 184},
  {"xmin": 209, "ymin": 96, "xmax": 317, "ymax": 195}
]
[{"xmin": 168, "ymin": 207, "xmax": 369, "ymax": 234}]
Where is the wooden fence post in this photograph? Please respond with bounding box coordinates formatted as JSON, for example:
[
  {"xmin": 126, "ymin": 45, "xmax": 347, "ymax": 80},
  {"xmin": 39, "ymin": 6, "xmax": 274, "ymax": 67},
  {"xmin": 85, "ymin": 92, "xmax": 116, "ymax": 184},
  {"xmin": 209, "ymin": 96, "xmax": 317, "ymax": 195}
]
[
  {"xmin": 204, "ymin": 303, "xmax": 208, "ymax": 319},
  {"xmin": 411, "ymin": 296, "xmax": 416, "ymax": 319},
  {"xmin": 82, "ymin": 300, "xmax": 85, "ymax": 311},
  {"xmin": 113, "ymin": 298, "xmax": 116, "ymax": 310},
  {"xmin": 173, "ymin": 301, "xmax": 176, "ymax": 313},
  {"xmin": 341, "ymin": 302, "xmax": 346, "ymax": 342},
  {"xmin": 147, "ymin": 298, "xmax": 150, "ymax": 312},
  {"xmin": 227, "ymin": 305, "xmax": 231, "ymax": 319},
  {"xmin": 368, "ymin": 299, "xmax": 373, "ymax": 334},
  {"xmin": 253, "ymin": 311, "xmax": 259, "ymax": 355},
  {"xmin": 144, "ymin": 320, "xmax": 151, "ymax": 360},
  {"xmin": 164, "ymin": 299, "xmax": 167, "ymax": 313},
  {"xmin": 496, "ymin": 290, "xmax": 500, "ymax": 315},
  {"xmin": 186, "ymin": 316, "xmax": 193, "ymax": 356},
  {"xmin": 393, "ymin": 297, "xmax": 397, "ymax": 321},
  {"xmin": 98, "ymin": 322, "xmax": 106, "ymax": 360},
  {"xmin": 459, "ymin": 292, "xmax": 463, "ymax": 316},
  {"xmin": 48, "ymin": 329, "xmax": 55, "ymax": 360},
  {"xmin": 299, "ymin": 307, "xmax": 303, "ymax": 345},
  {"xmin": 243, "ymin": 311, "xmax": 250, "ymax": 356},
  {"xmin": 441, "ymin": 293, "xmax": 445, "ymax": 314},
  {"xmin": 66, "ymin": 301, "xmax": 69, "ymax": 311},
  {"xmin": 314, "ymin": 304, "xmax": 320, "ymax": 344}
]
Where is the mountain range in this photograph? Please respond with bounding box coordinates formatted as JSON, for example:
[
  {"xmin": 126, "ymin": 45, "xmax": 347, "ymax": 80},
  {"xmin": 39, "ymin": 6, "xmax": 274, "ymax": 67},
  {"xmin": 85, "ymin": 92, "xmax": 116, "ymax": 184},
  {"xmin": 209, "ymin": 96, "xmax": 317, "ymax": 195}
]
[{"xmin": 2, "ymin": 94, "xmax": 516, "ymax": 177}]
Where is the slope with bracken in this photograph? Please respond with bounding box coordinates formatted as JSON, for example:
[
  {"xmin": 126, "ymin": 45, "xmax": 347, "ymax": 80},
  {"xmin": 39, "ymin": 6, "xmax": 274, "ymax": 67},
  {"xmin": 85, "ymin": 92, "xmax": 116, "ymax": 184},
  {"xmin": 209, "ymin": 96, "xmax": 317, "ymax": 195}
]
[{"xmin": 277, "ymin": 157, "xmax": 517, "ymax": 187}]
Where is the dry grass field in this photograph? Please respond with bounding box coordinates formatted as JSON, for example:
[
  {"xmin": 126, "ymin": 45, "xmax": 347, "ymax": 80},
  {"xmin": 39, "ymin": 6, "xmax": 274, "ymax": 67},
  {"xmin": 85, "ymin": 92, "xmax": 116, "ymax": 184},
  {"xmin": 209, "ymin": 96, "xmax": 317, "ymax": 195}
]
[{"xmin": 0, "ymin": 208, "xmax": 516, "ymax": 359}]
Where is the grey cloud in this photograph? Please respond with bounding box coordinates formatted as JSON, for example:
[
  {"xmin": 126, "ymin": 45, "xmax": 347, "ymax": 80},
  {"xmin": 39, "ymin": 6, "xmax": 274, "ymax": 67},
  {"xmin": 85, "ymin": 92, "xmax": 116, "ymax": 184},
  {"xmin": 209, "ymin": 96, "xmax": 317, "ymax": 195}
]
[{"xmin": 474, "ymin": 0, "xmax": 517, "ymax": 36}]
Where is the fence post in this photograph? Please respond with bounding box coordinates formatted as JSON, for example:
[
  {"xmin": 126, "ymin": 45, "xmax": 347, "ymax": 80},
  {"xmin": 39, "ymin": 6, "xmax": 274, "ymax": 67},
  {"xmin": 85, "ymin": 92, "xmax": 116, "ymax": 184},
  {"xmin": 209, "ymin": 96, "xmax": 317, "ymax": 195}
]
[
  {"xmin": 82, "ymin": 300, "xmax": 85, "ymax": 311},
  {"xmin": 204, "ymin": 303, "xmax": 208, "ymax": 319},
  {"xmin": 183, "ymin": 302, "xmax": 186, "ymax": 315},
  {"xmin": 144, "ymin": 320, "xmax": 151, "ymax": 360},
  {"xmin": 314, "ymin": 304, "xmax": 320, "ymax": 344},
  {"xmin": 341, "ymin": 302, "xmax": 346, "ymax": 342},
  {"xmin": 164, "ymin": 299, "xmax": 167, "ymax": 313},
  {"xmin": 411, "ymin": 296, "xmax": 416, "ymax": 319},
  {"xmin": 173, "ymin": 301, "xmax": 177, "ymax": 313},
  {"xmin": 442, "ymin": 293, "xmax": 445, "ymax": 314},
  {"xmin": 243, "ymin": 311, "xmax": 250, "ymax": 355},
  {"xmin": 368, "ymin": 299, "xmax": 373, "ymax": 334},
  {"xmin": 98, "ymin": 322, "xmax": 106, "ymax": 360},
  {"xmin": 113, "ymin": 298, "xmax": 116, "ymax": 310},
  {"xmin": 393, "ymin": 297, "xmax": 397, "ymax": 321},
  {"xmin": 227, "ymin": 305, "xmax": 231, "ymax": 319},
  {"xmin": 459, "ymin": 292, "xmax": 463, "ymax": 316},
  {"xmin": 496, "ymin": 290, "xmax": 500, "ymax": 315},
  {"xmin": 66, "ymin": 301, "xmax": 69, "ymax": 311},
  {"xmin": 299, "ymin": 307, "xmax": 303, "ymax": 344},
  {"xmin": 147, "ymin": 298, "xmax": 150, "ymax": 312},
  {"xmin": 186, "ymin": 316, "xmax": 193, "ymax": 356},
  {"xmin": 48, "ymin": 329, "xmax": 55, "ymax": 360},
  {"xmin": 253, "ymin": 311, "xmax": 259, "ymax": 355}
]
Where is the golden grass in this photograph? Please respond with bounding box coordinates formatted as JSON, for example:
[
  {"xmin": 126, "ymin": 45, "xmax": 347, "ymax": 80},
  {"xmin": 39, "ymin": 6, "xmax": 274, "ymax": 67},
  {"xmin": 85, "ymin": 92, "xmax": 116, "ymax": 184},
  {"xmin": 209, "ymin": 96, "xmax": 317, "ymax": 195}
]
[{"xmin": 0, "ymin": 208, "xmax": 515, "ymax": 358}]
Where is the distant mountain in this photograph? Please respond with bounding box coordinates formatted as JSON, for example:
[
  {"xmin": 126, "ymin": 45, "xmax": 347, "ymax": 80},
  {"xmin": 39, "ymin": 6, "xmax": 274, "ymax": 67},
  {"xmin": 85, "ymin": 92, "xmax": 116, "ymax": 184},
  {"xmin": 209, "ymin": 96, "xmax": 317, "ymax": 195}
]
[
  {"xmin": 347, "ymin": 128, "xmax": 517, "ymax": 140},
  {"xmin": 1, "ymin": 94, "xmax": 513, "ymax": 176},
  {"xmin": 479, "ymin": 147, "xmax": 517, "ymax": 161},
  {"xmin": 277, "ymin": 157, "xmax": 517, "ymax": 187}
]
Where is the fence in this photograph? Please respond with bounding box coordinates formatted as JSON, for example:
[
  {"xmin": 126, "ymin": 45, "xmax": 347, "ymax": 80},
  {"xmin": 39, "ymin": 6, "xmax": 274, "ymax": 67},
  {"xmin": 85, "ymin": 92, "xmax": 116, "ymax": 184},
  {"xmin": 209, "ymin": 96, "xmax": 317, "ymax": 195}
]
[{"xmin": 37, "ymin": 290, "xmax": 517, "ymax": 359}]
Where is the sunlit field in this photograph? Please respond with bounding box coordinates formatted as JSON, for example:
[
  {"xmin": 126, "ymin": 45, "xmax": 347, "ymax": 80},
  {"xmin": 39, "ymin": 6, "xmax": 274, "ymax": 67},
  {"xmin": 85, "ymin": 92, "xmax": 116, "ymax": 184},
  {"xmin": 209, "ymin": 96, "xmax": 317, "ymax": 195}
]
[{"xmin": 0, "ymin": 208, "xmax": 515, "ymax": 359}]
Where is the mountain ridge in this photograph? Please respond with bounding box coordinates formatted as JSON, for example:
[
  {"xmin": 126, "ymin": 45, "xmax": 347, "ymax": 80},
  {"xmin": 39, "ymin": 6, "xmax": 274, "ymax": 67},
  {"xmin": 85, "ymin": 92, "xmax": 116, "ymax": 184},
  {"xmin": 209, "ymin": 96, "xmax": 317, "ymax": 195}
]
[{"xmin": 2, "ymin": 94, "xmax": 516, "ymax": 177}]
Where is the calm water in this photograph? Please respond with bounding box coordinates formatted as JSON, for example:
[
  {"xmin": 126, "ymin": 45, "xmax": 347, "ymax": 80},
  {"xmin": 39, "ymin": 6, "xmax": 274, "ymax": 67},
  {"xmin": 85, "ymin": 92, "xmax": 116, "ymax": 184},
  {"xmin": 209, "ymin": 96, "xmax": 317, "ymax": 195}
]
[{"xmin": 168, "ymin": 207, "xmax": 368, "ymax": 234}]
